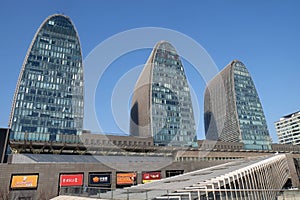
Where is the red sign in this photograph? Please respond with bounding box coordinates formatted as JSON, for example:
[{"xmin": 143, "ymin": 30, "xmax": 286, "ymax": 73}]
[
  {"xmin": 60, "ymin": 174, "xmax": 83, "ymax": 186},
  {"xmin": 142, "ymin": 172, "xmax": 161, "ymax": 183}
]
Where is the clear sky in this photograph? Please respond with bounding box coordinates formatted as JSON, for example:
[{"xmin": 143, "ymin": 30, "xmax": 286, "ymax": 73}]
[{"xmin": 1, "ymin": 0, "xmax": 299, "ymax": 143}]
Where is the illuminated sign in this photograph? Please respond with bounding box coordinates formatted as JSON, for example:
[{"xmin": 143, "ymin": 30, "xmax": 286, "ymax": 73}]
[
  {"xmin": 60, "ymin": 174, "xmax": 83, "ymax": 187},
  {"xmin": 142, "ymin": 171, "xmax": 161, "ymax": 183},
  {"xmin": 89, "ymin": 173, "xmax": 111, "ymax": 186},
  {"xmin": 166, "ymin": 170, "xmax": 184, "ymax": 178},
  {"xmin": 116, "ymin": 173, "xmax": 136, "ymax": 185},
  {"xmin": 10, "ymin": 174, "xmax": 39, "ymax": 190}
]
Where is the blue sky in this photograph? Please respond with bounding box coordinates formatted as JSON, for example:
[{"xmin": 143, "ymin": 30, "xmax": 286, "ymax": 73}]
[{"xmin": 1, "ymin": 0, "xmax": 299, "ymax": 143}]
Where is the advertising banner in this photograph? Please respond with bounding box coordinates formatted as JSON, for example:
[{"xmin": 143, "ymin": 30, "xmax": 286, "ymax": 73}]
[
  {"xmin": 116, "ymin": 173, "xmax": 136, "ymax": 185},
  {"xmin": 89, "ymin": 173, "xmax": 111, "ymax": 186},
  {"xmin": 166, "ymin": 170, "xmax": 184, "ymax": 178},
  {"xmin": 60, "ymin": 174, "xmax": 83, "ymax": 187},
  {"xmin": 142, "ymin": 171, "xmax": 161, "ymax": 183},
  {"xmin": 10, "ymin": 174, "xmax": 39, "ymax": 190}
]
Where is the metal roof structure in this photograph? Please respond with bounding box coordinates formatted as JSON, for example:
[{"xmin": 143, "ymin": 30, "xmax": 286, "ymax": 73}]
[{"xmin": 93, "ymin": 154, "xmax": 290, "ymax": 199}]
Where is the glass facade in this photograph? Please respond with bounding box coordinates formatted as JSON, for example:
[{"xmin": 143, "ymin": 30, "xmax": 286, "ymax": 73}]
[
  {"xmin": 9, "ymin": 14, "xmax": 84, "ymax": 142},
  {"xmin": 233, "ymin": 61, "xmax": 271, "ymax": 150},
  {"xmin": 130, "ymin": 41, "xmax": 196, "ymax": 147},
  {"xmin": 151, "ymin": 42, "xmax": 196, "ymax": 146},
  {"xmin": 204, "ymin": 60, "xmax": 272, "ymax": 150}
]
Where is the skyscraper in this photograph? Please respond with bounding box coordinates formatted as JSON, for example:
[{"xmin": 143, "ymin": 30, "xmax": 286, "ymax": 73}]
[
  {"xmin": 8, "ymin": 14, "xmax": 84, "ymax": 142},
  {"xmin": 130, "ymin": 41, "xmax": 197, "ymax": 147},
  {"xmin": 204, "ymin": 60, "xmax": 272, "ymax": 150},
  {"xmin": 275, "ymin": 111, "xmax": 300, "ymax": 145}
]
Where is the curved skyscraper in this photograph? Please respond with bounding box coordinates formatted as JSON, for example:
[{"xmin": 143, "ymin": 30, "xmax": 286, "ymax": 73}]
[
  {"xmin": 130, "ymin": 41, "xmax": 196, "ymax": 147},
  {"xmin": 204, "ymin": 60, "xmax": 272, "ymax": 150},
  {"xmin": 9, "ymin": 14, "xmax": 84, "ymax": 142}
]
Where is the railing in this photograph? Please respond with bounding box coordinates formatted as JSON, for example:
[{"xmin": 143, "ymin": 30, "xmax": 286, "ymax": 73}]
[{"xmin": 58, "ymin": 186, "xmax": 300, "ymax": 200}]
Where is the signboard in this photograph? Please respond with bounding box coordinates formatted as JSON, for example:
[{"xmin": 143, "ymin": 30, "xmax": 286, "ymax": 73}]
[
  {"xmin": 166, "ymin": 170, "xmax": 184, "ymax": 178},
  {"xmin": 10, "ymin": 174, "xmax": 39, "ymax": 190},
  {"xmin": 89, "ymin": 173, "xmax": 111, "ymax": 186},
  {"xmin": 60, "ymin": 174, "xmax": 83, "ymax": 187},
  {"xmin": 116, "ymin": 173, "xmax": 136, "ymax": 185},
  {"xmin": 142, "ymin": 171, "xmax": 161, "ymax": 183}
]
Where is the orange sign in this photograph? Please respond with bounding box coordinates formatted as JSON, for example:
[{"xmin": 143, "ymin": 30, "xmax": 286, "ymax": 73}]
[
  {"xmin": 10, "ymin": 174, "xmax": 39, "ymax": 189},
  {"xmin": 116, "ymin": 173, "xmax": 136, "ymax": 185}
]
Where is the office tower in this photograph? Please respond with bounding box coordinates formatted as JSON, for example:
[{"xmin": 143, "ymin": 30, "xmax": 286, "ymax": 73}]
[
  {"xmin": 130, "ymin": 41, "xmax": 197, "ymax": 147},
  {"xmin": 8, "ymin": 14, "xmax": 84, "ymax": 141},
  {"xmin": 275, "ymin": 111, "xmax": 300, "ymax": 145},
  {"xmin": 204, "ymin": 60, "xmax": 272, "ymax": 150}
]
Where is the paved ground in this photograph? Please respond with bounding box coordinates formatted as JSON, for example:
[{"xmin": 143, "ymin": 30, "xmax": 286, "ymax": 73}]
[{"xmin": 51, "ymin": 196, "xmax": 99, "ymax": 200}]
